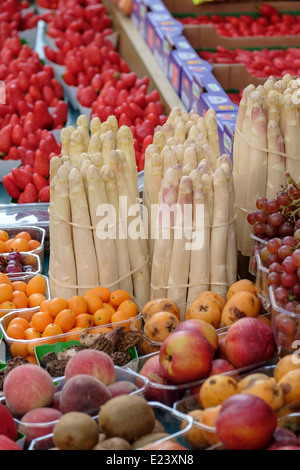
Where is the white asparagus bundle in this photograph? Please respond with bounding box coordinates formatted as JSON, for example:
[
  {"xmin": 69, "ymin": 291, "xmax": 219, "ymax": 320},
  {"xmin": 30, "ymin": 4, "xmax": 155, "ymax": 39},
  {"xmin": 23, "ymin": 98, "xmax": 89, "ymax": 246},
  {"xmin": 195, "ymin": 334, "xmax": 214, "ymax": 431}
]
[
  {"xmin": 266, "ymin": 120, "xmax": 286, "ymax": 199},
  {"xmin": 88, "ymin": 133, "xmax": 101, "ymax": 154},
  {"xmin": 210, "ymin": 166, "xmax": 230, "ymax": 297},
  {"xmin": 151, "ymin": 164, "xmax": 182, "ymax": 299},
  {"xmin": 241, "ymin": 91, "xmax": 268, "ymax": 256},
  {"xmin": 187, "ymin": 167, "xmax": 210, "ymax": 305},
  {"xmin": 282, "ymin": 92, "xmax": 300, "ymax": 183},
  {"xmin": 86, "ymin": 164, "xmax": 119, "ymax": 289},
  {"xmin": 101, "ymin": 165, "xmax": 133, "ymax": 295},
  {"xmin": 68, "ymin": 167, "xmax": 99, "ymax": 295},
  {"xmin": 167, "ymin": 175, "xmax": 193, "ymax": 320},
  {"xmin": 106, "ymin": 115, "xmax": 119, "ymax": 135},
  {"xmin": 48, "ymin": 156, "xmax": 62, "ymax": 297},
  {"xmin": 50, "ymin": 164, "xmax": 78, "ymax": 298},
  {"xmin": 60, "ymin": 127, "xmax": 74, "ymax": 157},
  {"xmin": 109, "ymin": 151, "xmax": 150, "ymax": 306}
]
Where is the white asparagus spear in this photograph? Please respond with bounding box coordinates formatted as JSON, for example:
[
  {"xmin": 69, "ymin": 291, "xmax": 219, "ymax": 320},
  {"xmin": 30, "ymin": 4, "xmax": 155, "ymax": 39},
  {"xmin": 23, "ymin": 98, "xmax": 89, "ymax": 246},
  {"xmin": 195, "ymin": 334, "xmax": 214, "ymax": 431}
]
[
  {"xmin": 100, "ymin": 121, "xmax": 114, "ymax": 135},
  {"xmin": 210, "ymin": 166, "xmax": 230, "ymax": 297},
  {"xmin": 242, "ymin": 91, "xmax": 268, "ymax": 256},
  {"xmin": 86, "ymin": 164, "xmax": 119, "ymax": 289},
  {"xmin": 109, "ymin": 151, "xmax": 150, "ymax": 306},
  {"xmin": 90, "ymin": 116, "xmax": 101, "ymax": 136},
  {"xmin": 234, "ymin": 89, "xmax": 256, "ymax": 252},
  {"xmin": 142, "ymin": 143, "xmax": 160, "ymax": 218},
  {"xmin": 102, "ymin": 130, "xmax": 116, "ymax": 166},
  {"xmin": 144, "ymin": 152, "xmax": 163, "ymax": 264},
  {"xmin": 202, "ymin": 172, "xmax": 214, "ymax": 226},
  {"xmin": 77, "ymin": 114, "xmax": 89, "ymax": 132},
  {"xmin": 204, "ymin": 112, "xmax": 220, "ymax": 163},
  {"xmin": 151, "ymin": 165, "xmax": 182, "ymax": 299},
  {"xmin": 89, "ymin": 152, "xmax": 104, "ymax": 170},
  {"xmin": 232, "ymin": 84, "xmax": 255, "ymax": 187},
  {"xmin": 77, "ymin": 125, "xmax": 90, "ymax": 152},
  {"xmin": 68, "ymin": 167, "xmax": 99, "ymax": 295},
  {"xmin": 174, "ymin": 121, "xmax": 187, "ymax": 145},
  {"xmin": 163, "ymin": 148, "xmax": 178, "ymax": 176},
  {"xmin": 88, "ymin": 133, "xmax": 101, "ymax": 154},
  {"xmin": 263, "ymin": 76, "xmax": 276, "ymax": 93},
  {"xmin": 187, "ymin": 168, "xmax": 210, "ymax": 305},
  {"xmin": 106, "ymin": 115, "xmax": 119, "ymax": 135},
  {"xmin": 266, "ymin": 120, "xmax": 286, "ymax": 199},
  {"xmin": 161, "ymin": 122, "xmax": 175, "ymax": 141},
  {"xmin": 60, "ymin": 127, "xmax": 73, "ymax": 157},
  {"xmin": 167, "ymin": 175, "xmax": 193, "ymax": 320},
  {"xmin": 117, "ymin": 125, "xmax": 139, "ymax": 197},
  {"xmin": 221, "ymin": 163, "xmax": 238, "ymax": 287},
  {"xmin": 283, "ymin": 92, "xmax": 300, "ymax": 183},
  {"xmin": 101, "ymin": 165, "xmax": 133, "ymax": 295},
  {"xmin": 153, "ymin": 130, "xmax": 168, "ymax": 152},
  {"xmin": 267, "ymin": 90, "xmax": 282, "ymax": 128},
  {"xmin": 69, "ymin": 130, "xmax": 85, "ymax": 165},
  {"xmin": 50, "ymin": 164, "xmax": 78, "ymax": 298},
  {"xmin": 216, "ymin": 154, "xmax": 232, "ymax": 169},
  {"xmin": 183, "ymin": 144, "xmax": 198, "ymax": 170},
  {"xmin": 49, "ymin": 156, "xmax": 62, "ymax": 297},
  {"xmin": 167, "ymin": 106, "xmax": 183, "ymax": 124}
]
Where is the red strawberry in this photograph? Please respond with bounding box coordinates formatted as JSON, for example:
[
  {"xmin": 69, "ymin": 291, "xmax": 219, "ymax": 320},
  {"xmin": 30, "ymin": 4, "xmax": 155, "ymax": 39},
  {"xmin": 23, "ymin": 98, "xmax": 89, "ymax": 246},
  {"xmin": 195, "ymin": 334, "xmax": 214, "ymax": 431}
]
[
  {"xmin": 0, "ymin": 124, "xmax": 12, "ymax": 156},
  {"xmin": 18, "ymin": 183, "xmax": 38, "ymax": 204},
  {"xmin": 33, "ymin": 101, "xmax": 53, "ymax": 130},
  {"xmin": 11, "ymin": 168, "xmax": 33, "ymax": 190},
  {"xmin": 7, "ymin": 147, "xmax": 19, "ymax": 161},
  {"xmin": 2, "ymin": 173, "xmax": 21, "ymax": 200},
  {"xmin": 39, "ymin": 133, "xmax": 61, "ymax": 157},
  {"xmin": 33, "ymin": 173, "xmax": 48, "ymax": 192},
  {"xmin": 38, "ymin": 185, "xmax": 50, "ymax": 203},
  {"xmin": 34, "ymin": 149, "xmax": 49, "ymax": 178},
  {"xmin": 52, "ymin": 101, "xmax": 68, "ymax": 128},
  {"xmin": 11, "ymin": 124, "xmax": 25, "ymax": 146}
]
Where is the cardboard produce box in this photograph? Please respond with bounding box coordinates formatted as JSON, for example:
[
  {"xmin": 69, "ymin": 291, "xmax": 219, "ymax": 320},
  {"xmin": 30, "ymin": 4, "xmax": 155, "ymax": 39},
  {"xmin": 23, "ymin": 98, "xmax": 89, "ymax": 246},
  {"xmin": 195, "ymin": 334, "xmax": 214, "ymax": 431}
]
[{"xmin": 162, "ymin": 0, "xmax": 300, "ymax": 15}]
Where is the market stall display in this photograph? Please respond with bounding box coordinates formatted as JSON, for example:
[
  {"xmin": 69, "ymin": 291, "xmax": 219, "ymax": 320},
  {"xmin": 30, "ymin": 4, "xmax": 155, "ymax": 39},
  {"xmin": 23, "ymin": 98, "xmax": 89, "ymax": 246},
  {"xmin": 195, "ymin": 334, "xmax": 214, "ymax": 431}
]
[{"xmin": 2, "ymin": 0, "xmax": 300, "ymax": 454}]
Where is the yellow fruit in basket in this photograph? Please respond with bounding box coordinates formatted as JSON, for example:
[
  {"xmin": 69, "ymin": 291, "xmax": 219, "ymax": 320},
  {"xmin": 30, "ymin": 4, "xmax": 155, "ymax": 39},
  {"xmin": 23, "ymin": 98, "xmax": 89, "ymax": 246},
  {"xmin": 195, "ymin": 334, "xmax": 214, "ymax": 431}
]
[
  {"xmin": 15, "ymin": 231, "xmax": 32, "ymax": 242},
  {"xmin": 274, "ymin": 354, "xmax": 300, "ymax": 383},
  {"xmin": 0, "ymin": 230, "xmax": 9, "ymax": 242},
  {"xmin": 195, "ymin": 291, "xmax": 226, "ymax": 313},
  {"xmin": 240, "ymin": 377, "xmax": 284, "ymax": 410},
  {"xmin": 117, "ymin": 299, "xmax": 138, "ymax": 317},
  {"xmin": 238, "ymin": 373, "xmax": 274, "ymax": 392},
  {"xmin": 42, "ymin": 323, "xmax": 64, "ymax": 338},
  {"xmin": 0, "ymin": 273, "xmax": 12, "ymax": 287},
  {"xmin": 26, "ymin": 275, "xmax": 47, "ymax": 297},
  {"xmin": 278, "ymin": 369, "xmax": 300, "ymax": 406},
  {"xmin": 68, "ymin": 295, "xmax": 88, "ymax": 315},
  {"xmin": 10, "ymin": 238, "xmax": 29, "ymax": 253},
  {"xmin": 186, "ymin": 299, "xmax": 221, "ymax": 328},
  {"xmin": 220, "ymin": 291, "xmax": 261, "ymax": 327},
  {"xmin": 199, "ymin": 375, "xmax": 239, "ymax": 408},
  {"xmin": 47, "ymin": 297, "xmax": 68, "ymax": 318},
  {"xmin": 201, "ymin": 405, "xmax": 222, "ymax": 446},
  {"xmin": 144, "ymin": 311, "xmax": 180, "ymax": 343},
  {"xmin": 142, "ymin": 298, "xmax": 180, "ymax": 322},
  {"xmin": 181, "ymin": 410, "xmax": 207, "ymax": 450},
  {"xmin": 54, "ymin": 309, "xmax": 76, "ymax": 333},
  {"xmin": 11, "ymin": 281, "xmax": 27, "ymax": 293},
  {"xmin": 11, "ymin": 291, "xmax": 28, "ymax": 309},
  {"xmin": 6, "ymin": 323, "xmax": 25, "ymax": 340},
  {"xmin": 226, "ymin": 279, "xmax": 257, "ymax": 301},
  {"xmin": 0, "ymin": 284, "xmax": 13, "ymax": 304},
  {"xmin": 31, "ymin": 311, "xmax": 53, "ymax": 333},
  {"xmin": 110, "ymin": 289, "xmax": 131, "ymax": 307},
  {"xmin": 10, "ymin": 342, "xmax": 29, "ymax": 358},
  {"xmin": 93, "ymin": 308, "xmax": 112, "ymax": 326},
  {"xmin": 28, "ymin": 293, "xmax": 47, "ymax": 308},
  {"xmin": 84, "ymin": 293, "xmax": 103, "ymax": 314},
  {"xmin": 0, "ymin": 301, "xmax": 15, "ymax": 310},
  {"xmin": 0, "ymin": 241, "xmax": 6, "ymax": 254},
  {"xmin": 27, "ymin": 240, "xmax": 41, "ymax": 251}
]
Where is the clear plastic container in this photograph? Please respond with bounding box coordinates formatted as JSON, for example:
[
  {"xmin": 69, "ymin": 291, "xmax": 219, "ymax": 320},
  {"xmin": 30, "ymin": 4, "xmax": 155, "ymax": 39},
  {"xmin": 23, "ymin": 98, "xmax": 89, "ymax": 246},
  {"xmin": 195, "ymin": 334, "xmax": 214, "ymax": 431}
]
[
  {"xmin": 0, "ymin": 310, "xmax": 143, "ymax": 361},
  {"xmin": 0, "ymin": 204, "xmax": 49, "ymax": 255},
  {"xmin": 173, "ymin": 362, "xmax": 277, "ymax": 440},
  {"xmin": 0, "ymin": 273, "xmax": 49, "ymax": 320},
  {"xmin": 0, "ymin": 252, "xmax": 41, "ymax": 279},
  {"xmin": 255, "ymin": 250, "xmax": 270, "ymax": 311},
  {"xmin": 27, "ymin": 401, "xmax": 193, "ymax": 450},
  {"xmin": 1, "ymin": 225, "xmax": 45, "ymax": 264},
  {"xmin": 249, "ymin": 231, "xmax": 268, "ymax": 276},
  {"xmin": 13, "ymin": 366, "xmax": 148, "ymax": 450},
  {"xmin": 269, "ymin": 285, "xmax": 300, "ymax": 356}
]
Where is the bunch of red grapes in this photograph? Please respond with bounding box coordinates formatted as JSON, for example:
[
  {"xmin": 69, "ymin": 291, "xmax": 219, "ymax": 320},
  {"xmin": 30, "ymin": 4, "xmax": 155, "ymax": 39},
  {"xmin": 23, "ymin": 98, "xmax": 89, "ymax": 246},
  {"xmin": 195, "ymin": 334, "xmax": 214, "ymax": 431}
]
[{"xmin": 247, "ymin": 175, "xmax": 300, "ymax": 311}]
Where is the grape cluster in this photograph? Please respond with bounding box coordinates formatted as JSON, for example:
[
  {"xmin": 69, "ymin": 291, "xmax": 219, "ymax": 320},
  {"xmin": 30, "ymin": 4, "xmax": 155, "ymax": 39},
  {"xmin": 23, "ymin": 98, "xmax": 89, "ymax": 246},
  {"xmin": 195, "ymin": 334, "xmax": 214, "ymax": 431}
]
[{"xmin": 0, "ymin": 253, "xmax": 36, "ymax": 275}]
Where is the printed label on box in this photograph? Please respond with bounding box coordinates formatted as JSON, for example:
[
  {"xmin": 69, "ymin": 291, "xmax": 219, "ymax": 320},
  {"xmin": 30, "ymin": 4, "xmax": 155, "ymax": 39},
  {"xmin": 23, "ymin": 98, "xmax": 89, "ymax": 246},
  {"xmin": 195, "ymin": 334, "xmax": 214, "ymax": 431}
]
[{"xmin": 224, "ymin": 133, "xmax": 233, "ymax": 155}]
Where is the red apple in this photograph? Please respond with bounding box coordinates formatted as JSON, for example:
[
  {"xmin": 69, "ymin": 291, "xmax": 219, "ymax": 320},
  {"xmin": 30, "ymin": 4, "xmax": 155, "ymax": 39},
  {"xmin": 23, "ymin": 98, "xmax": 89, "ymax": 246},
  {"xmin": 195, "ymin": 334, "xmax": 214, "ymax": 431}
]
[
  {"xmin": 159, "ymin": 330, "xmax": 214, "ymax": 384},
  {"xmin": 266, "ymin": 427, "xmax": 299, "ymax": 450},
  {"xmin": 225, "ymin": 317, "xmax": 276, "ymax": 369},
  {"xmin": 175, "ymin": 318, "xmax": 218, "ymax": 352},
  {"xmin": 209, "ymin": 359, "xmax": 235, "ymax": 376},
  {"xmin": 216, "ymin": 394, "xmax": 277, "ymax": 450},
  {"xmin": 137, "ymin": 354, "xmax": 185, "ymax": 406}
]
